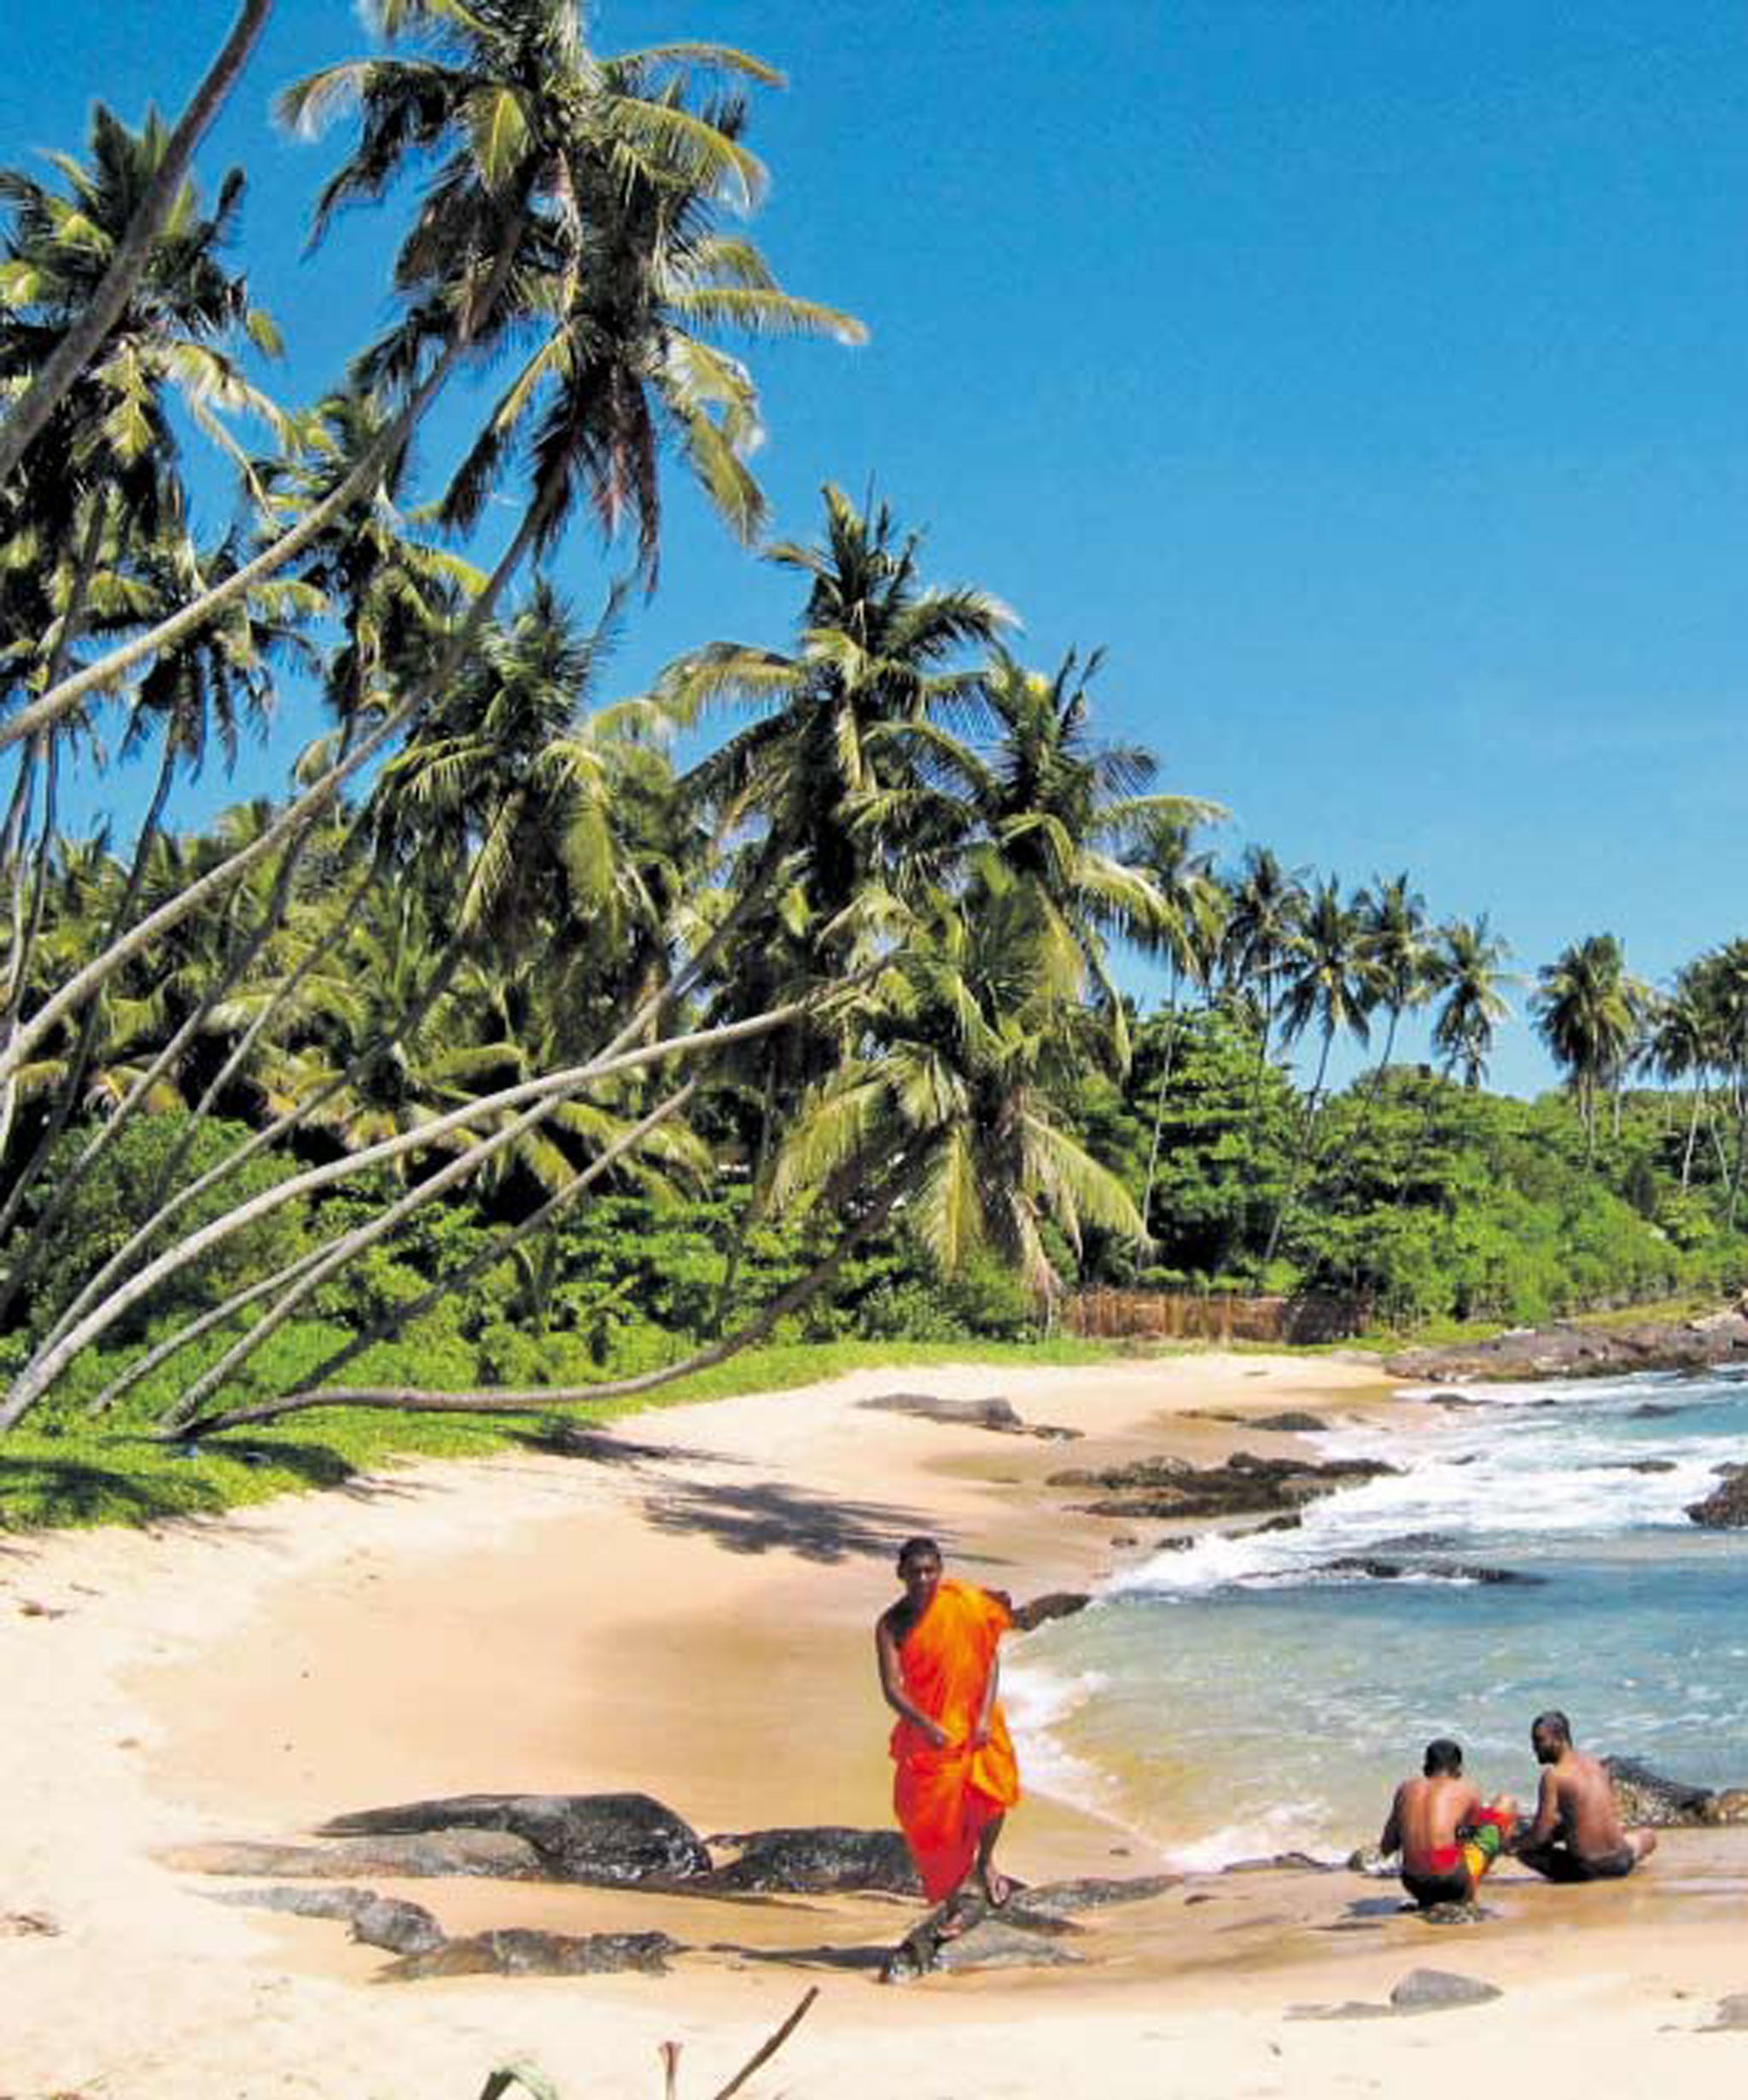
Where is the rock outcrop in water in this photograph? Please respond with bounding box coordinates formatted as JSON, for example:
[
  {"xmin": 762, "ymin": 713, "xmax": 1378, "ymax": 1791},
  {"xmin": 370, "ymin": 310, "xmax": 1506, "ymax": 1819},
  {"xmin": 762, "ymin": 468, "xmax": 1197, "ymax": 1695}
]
[
  {"xmin": 1319, "ymin": 1555, "xmax": 1543, "ymax": 1586},
  {"xmin": 1388, "ymin": 1310, "xmax": 1748, "ymax": 1383},
  {"xmin": 1686, "ymin": 1469, "xmax": 1748, "ymax": 1528},
  {"xmin": 1048, "ymin": 1450, "xmax": 1396, "ymax": 1521},
  {"xmin": 1604, "ymin": 1757, "xmax": 1748, "ymax": 1826}
]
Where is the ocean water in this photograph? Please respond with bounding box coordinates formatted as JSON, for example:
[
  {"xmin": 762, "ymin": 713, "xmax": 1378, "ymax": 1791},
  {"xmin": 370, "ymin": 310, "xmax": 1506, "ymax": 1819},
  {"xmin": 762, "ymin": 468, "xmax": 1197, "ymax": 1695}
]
[{"xmin": 1005, "ymin": 1370, "xmax": 1748, "ymax": 1866}]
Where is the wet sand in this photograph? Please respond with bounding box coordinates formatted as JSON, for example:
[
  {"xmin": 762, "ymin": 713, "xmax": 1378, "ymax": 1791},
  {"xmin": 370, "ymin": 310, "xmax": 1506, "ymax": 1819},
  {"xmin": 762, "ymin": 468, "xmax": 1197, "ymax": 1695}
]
[{"xmin": 6, "ymin": 1353, "xmax": 1746, "ymax": 2098}]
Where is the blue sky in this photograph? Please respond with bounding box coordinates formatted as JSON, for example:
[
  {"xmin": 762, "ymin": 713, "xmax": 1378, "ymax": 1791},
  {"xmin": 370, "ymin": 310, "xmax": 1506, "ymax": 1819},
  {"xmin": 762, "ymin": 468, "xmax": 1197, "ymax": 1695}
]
[{"xmin": 4, "ymin": 0, "xmax": 1745, "ymax": 1095}]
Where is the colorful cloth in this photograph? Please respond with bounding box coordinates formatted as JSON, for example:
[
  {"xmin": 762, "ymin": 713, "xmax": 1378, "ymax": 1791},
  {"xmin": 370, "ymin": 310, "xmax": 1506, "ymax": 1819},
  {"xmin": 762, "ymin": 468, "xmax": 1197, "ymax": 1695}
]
[
  {"xmin": 890, "ymin": 1578, "xmax": 1021, "ymax": 1900},
  {"xmin": 1459, "ymin": 1804, "xmax": 1513, "ymax": 1885}
]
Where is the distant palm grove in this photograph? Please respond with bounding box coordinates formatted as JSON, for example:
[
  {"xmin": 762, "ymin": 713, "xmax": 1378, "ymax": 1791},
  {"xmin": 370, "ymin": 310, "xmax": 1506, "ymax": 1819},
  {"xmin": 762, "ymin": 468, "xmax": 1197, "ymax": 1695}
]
[{"xmin": 3, "ymin": 2, "xmax": 1746, "ymax": 1477}]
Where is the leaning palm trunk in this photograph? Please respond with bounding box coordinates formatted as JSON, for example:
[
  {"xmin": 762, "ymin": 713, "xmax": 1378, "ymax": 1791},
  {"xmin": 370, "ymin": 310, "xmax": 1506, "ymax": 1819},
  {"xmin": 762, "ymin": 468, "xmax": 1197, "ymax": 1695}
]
[
  {"xmin": 241, "ymin": 1080, "xmax": 702, "ymax": 1406},
  {"xmin": 22, "ymin": 851, "xmax": 737, "ymax": 1384},
  {"xmin": 0, "ymin": 798, "xmax": 370, "ymax": 1327},
  {"xmin": 0, "ymin": 0, "xmax": 274, "ymax": 488},
  {"xmin": 171, "ymin": 1156, "xmax": 926, "ymax": 1441},
  {"xmin": 0, "ymin": 996, "xmax": 819, "ymax": 1429},
  {"xmin": 0, "ymin": 718, "xmax": 180, "ymax": 1268},
  {"xmin": 85, "ymin": 1243, "xmax": 334, "ymax": 1418},
  {"xmin": 27, "ymin": 907, "xmax": 472, "ymax": 1366},
  {"xmin": 0, "ymin": 443, "xmax": 543, "ymax": 1101}
]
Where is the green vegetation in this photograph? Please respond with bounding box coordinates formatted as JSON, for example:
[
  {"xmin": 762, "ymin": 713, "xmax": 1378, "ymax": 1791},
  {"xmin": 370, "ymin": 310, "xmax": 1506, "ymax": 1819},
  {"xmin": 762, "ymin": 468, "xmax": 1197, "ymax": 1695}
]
[{"xmin": 3, "ymin": 3, "xmax": 1747, "ymax": 1535}]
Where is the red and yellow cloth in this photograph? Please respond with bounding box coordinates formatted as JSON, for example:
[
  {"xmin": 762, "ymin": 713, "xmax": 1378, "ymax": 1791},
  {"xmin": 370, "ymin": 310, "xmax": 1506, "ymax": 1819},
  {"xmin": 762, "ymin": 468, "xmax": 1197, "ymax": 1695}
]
[{"xmin": 889, "ymin": 1578, "xmax": 1021, "ymax": 1900}]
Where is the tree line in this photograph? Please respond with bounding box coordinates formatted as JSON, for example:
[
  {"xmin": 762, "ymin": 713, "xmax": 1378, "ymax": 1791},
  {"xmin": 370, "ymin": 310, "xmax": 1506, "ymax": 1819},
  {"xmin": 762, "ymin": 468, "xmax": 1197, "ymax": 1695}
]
[{"xmin": 2, "ymin": 3, "xmax": 1744, "ymax": 1450}]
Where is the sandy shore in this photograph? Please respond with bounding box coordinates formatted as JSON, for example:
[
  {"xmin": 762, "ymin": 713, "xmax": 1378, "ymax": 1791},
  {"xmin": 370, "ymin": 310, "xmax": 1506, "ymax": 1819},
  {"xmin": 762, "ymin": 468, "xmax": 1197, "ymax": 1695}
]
[{"xmin": 6, "ymin": 1351, "xmax": 1748, "ymax": 2098}]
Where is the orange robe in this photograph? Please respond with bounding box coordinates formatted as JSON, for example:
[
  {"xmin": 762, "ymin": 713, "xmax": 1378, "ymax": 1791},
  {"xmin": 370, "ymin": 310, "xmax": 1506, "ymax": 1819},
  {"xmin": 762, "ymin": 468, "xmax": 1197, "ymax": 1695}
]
[{"xmin": 889, "ymin": 1578, "xmax": 1021, "ymax": 1900}]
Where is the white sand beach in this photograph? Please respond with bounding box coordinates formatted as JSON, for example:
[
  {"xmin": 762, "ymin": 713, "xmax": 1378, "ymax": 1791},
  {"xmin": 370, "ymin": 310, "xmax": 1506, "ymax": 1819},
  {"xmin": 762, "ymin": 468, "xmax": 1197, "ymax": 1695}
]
[{"xmin": 6, "ymin": 1353, "xmax": 1748, "ymax": 2100}]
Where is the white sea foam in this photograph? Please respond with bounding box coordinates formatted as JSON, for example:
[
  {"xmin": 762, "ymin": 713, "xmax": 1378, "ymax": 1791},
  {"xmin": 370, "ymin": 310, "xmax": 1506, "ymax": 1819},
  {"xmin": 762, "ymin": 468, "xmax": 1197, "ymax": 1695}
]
[
  {"xmin": 1112, "ymin": 1380, "xmax": 1730, "ymax": 1600},
  {"xmin": 1162, "ymin": 1800, "xmax": 1339, "ymax": 1873},
  {"xmin": 1002, "ymin": 1660, "xmax": 1114, "ymax": 1805}
]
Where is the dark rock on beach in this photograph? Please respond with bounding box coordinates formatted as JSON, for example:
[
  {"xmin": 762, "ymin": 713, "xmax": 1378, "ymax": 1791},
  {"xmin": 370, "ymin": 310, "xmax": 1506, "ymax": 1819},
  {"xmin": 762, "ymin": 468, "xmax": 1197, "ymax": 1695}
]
[
  {"xmin": 881, "ymin": 1905, "xmax": 1083, "ymax": 1983},
  {"xmin": 857, "ymin": 1392, "xmax": 1081, "ymax": 1440},
  {"xmin": 166, "ymin": 1831, "xmax": 544, "ymax": 1881},
  {"xmin": 1052, "ymin": 1450, "xmax": 1396, "ymax": 1521},
  {"xmin": 1250, "ymin": 1410, "xmax": 1331, "ymax": 1432},
  {"xmin": 318, "ymin": 1792, "xmax": 712, "ymax": 1884},
  {"xmin": 697, "ymin": 1827, "xmax": 920, "ymax": 1897},
  {"xmin": 1005, "ymin": 1874, "xmax": 1181, "ymax": 1919},
  {"xmin": 1390, "ymin": 1967, "xmax": 1502, "ymax": 2010},
  {"xmin": 382, "ymin": 1928, "xmax": 679, "ymax": 1981},
  {"xmin": 207, "ymin": 1882, "xmax": 444, "ymax": 1951}
]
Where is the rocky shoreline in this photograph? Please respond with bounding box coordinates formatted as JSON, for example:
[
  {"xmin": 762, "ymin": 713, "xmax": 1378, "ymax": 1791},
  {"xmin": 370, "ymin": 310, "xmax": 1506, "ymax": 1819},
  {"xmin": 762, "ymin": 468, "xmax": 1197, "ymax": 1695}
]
[{"xmin": 1385, "ymin": 1305, "xmax": 1748, "ymax": 1383}]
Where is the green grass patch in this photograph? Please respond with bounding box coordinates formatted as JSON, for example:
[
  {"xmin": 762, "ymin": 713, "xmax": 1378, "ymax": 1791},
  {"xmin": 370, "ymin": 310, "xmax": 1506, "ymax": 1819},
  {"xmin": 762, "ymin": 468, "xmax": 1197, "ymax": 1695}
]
[{"xmin": 0, "ymin": 1336, "xmax": 1115, "ymax": 1537}]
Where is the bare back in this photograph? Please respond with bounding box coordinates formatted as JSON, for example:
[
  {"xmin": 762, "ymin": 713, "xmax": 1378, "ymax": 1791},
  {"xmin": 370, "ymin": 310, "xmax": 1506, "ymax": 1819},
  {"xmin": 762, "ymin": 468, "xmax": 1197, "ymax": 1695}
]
[
  {"xmin": 1384, "ymin": 1773, "xmax": 1482, "ymax": 1863},
  {"xmin": 1536, "ymin": 1748, "xmax": 1628, "ymax": 1857}
]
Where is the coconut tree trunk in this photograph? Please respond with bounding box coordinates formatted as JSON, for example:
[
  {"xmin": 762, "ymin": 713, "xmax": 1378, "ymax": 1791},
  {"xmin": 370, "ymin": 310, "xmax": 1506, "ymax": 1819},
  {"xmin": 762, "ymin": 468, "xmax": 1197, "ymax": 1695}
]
[
  {"xmin": 0, "ymin": 715, "xmax": 180, "ymax": 1260},
  {"xmin": 0, "ymin": 0, "xmax": 273, "ymax": 489},
  {"xmin": 169, "ymin": 1156, "xmax": 925, "ymax": 1441},
  {"xmin": 1681, "ymin": 1081, "xmax": 1704, "ymax": 1191},
  {"xmin": 1138, "ymin": 977, "xmax": 1183, "ymax": 1239},
  {"xmin": 1262, "ymin": 1029, "xmax": 1333, "ymax": 1267},
  {"xmin": 0, "ymin": 443, "xmax": 542, "ymax": 1098},
  {"xmin": 276, "ymin": 1078, "xmax": 702, "ymax": 1398},
  {"xmin": 0, "ymin": 995, "xmax": 819, "ymax": 1429}
]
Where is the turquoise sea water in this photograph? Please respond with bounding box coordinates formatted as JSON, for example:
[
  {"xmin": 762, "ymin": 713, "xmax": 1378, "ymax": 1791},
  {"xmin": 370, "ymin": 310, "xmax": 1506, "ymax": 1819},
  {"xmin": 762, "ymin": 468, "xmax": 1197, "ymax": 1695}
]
[{"xmin": 1004, "ymin": 1371, "xmax": 1748, "ymax": 1866}]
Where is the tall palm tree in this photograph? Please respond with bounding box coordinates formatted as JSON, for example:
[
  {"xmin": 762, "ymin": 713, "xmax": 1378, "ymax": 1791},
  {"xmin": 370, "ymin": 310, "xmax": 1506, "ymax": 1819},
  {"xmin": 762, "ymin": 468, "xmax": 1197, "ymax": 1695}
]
[
  {"xmin": 1262, "ymin": 875, "xmax": 1377, "ymax": 1264},
  {"xmin": 1356, "ymin": 872, "xmax": 1430, "ymax": 1084},
  {"xmin": 1532, "ymin": 933, "xmax": 1646, "ymax": 1157},
  {"xmin": 1219, "ymin": 846, "xmax": 1308, "ymax": 1087},
  {"xmin": 967, "ymin": 646, "xmax": 1216, "ymax": 1069},
  {"xmin": 1430, "ymin": 915, "xmax": 1512, "ymax": 1088},
  {"xmin": 1129, "ymin": 815, "xmax": 1226, "ymax": 1234}
]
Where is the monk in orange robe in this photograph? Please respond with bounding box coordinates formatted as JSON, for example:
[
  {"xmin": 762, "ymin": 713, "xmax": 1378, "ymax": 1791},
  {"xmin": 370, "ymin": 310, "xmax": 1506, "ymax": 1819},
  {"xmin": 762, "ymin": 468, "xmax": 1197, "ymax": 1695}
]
[{"xmin": 877, "ymin": 1535, "xmax": 1021, "ymax": 1922}]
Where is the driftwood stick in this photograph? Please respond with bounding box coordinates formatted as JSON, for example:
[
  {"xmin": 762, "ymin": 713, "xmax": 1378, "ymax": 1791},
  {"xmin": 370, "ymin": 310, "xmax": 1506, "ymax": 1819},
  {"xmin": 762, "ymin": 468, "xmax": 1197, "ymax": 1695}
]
[{"xmin": 708, "ymin": 1986, "xmax": 819, "ymax": 2100}]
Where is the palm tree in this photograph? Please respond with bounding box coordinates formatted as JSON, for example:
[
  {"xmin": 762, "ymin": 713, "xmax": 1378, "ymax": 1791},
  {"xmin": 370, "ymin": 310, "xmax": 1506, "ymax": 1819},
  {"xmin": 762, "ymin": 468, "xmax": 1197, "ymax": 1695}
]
[
  {"xmin": 1639, "ymin": 983, "xmax": 1710, "ymax": 1189},
  {"xmin": 1129, "ymin": 816, "xmax": 1226, "ymax": 1234},
  {"xmin": 1532, "ymin": 934, "xmax": 1647, "ymax": 1157},
  {"xmin": 1262, "ymin": 875, "xmax": 1377, "ymax": 1264},
  {"xmin": 0, "ymin": 7, "xmax": 858, "ymax": 1112},
  {"xmin": 967, "ymin": 646, "xmax": 1216, "ymax": 1070},
  {"xmin": 1681, "ymin": 942, "xmax": 1748, "ymax": 1222},
  {"xmin": 1430, "ymin": 915, "xmax": 1513, "ymax": 1088},
  {"xmin": 0, "ymin": 1, "xmax": 272, "ymax": 488},
  {"xmin": 1219, "ymin": 846, "xmax": 1308, "ymax": 1088},
  {"xmin": 1356, "ymin": 872, "xmax": 1430, "ymax": 1085}
]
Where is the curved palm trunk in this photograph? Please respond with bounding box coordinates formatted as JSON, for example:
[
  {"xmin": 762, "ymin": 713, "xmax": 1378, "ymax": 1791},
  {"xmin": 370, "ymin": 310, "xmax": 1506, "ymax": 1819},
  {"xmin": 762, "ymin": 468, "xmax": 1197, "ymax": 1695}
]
[
  {"xmin": 26, "ymin": 911, "xmax": 472, "ymax": 1366},
  {"xmin": 84, "ymin": 1243, "xmax": 333, "ymax": 1417},
  {"xmin": 0, "ymin": 718, "xmax": 180, "ymax": 1263},
  {"xmin": 0, "ymin": 0, "xmax": 273, "ymax": 489},
  {"xmin": 0, "ymin": 995, "xmax": 818, "ymax": 1429},
  {"xmin": 0, "ymin": 446, "xmax": 541, "ymax": 1099},
  {"xmin": 171, "ymin": 1156, "xmax": 924, "ymax": 1441},
  {"xmin": 253, "ymin": 1079, "xmax": 701, "ymax": 1402},
  {"xmin": 27, "ymin": 841, "xmax": 746, "ymax": 1380}
]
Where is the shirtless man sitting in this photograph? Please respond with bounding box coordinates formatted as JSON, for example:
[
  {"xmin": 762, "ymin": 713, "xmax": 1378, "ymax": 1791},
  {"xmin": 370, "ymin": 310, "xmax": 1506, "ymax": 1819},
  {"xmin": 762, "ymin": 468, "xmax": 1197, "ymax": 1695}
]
[
  {"xmin": 1380, "ymin": 1737, "xmax": 1517, "ymax": 1909},
  {"xmin": 1515, "ymin": 1710, "xmax": 1658, "ymax": 1883}
]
